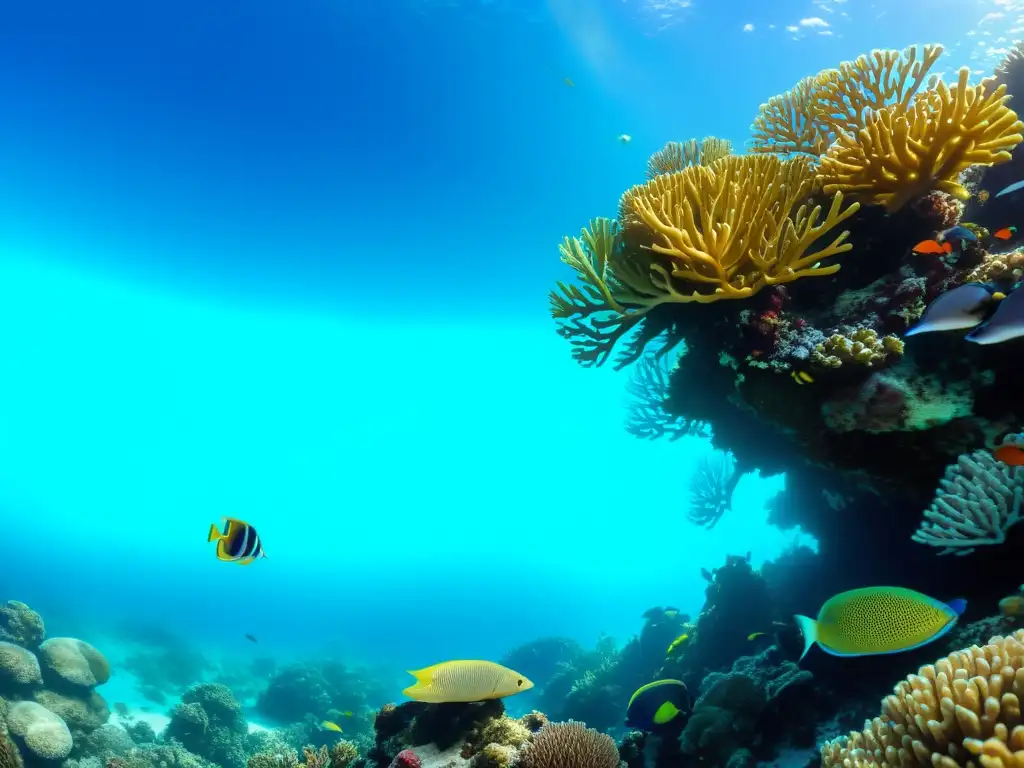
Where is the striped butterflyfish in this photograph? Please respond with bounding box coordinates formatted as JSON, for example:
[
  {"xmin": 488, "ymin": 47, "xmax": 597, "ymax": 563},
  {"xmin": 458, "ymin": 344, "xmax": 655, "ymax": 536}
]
[{"xmin": 207, "ymin": 518, "xmax": 267, "ymax": 566}]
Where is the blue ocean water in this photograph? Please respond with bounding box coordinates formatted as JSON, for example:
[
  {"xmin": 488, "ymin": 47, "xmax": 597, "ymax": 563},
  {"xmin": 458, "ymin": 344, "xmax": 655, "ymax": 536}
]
[{"xmin": 0, "ymin": 0, "xmax": 1010, "ymax": 723}]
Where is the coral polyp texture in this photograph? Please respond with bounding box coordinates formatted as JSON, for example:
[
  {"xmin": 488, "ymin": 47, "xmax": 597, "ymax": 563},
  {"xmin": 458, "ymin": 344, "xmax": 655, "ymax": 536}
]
[
  {"xmin": 821, "ymin": 630, "xmax": 1024, "ymax": 768},
  {"xmin": 912, "ymin": 434, "xmax": 1024, "ymax": 555},
  {"xmin": 645, "ymin": 137, "xmax": 732, "ymax": 179},
  {"xmin": 518, "ymin": 721, "xmax": 620, "ymax": 768}
]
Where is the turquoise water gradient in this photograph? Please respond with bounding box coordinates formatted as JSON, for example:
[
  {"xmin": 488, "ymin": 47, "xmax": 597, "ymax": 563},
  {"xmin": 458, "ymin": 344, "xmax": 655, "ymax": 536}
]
[{"xmin": 0, "ymin": 0, "xmax": 1010, "ymax": 677}]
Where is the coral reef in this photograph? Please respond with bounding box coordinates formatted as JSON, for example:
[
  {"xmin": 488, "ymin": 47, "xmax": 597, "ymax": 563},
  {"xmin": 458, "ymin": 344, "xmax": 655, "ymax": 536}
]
[
  {"xmin": 913, "ymin": 432, "xmax": 1024, "ymax": 554},
  {"xmin": 165, "ymin": 683, "xmax": 249, "ymax": 768},
  {"xmin": 0, "ymin": 606, "xmax": 43, "ymax": 652},
  {"xmin": 518, "ymin": 721, "xmax": 618, "ymax": 768},
  {"xmin": 686, "ymin": 449, "xmax": 739, "ymax": 528},
  {"xmin": 821, "ymin": 629, "xmax": 1024, "ymax": 768}
]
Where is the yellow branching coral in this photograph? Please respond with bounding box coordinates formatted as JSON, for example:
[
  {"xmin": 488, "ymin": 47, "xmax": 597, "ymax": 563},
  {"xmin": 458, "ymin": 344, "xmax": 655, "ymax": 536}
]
[
  {"xmin": 623, "ymin": 155, "xmax": 859, "ymax": 302},
  {"xmin": 550, "ymin": 157, "xmax": 860, "ymax": 367},
  {"xmin": 819, "ymin": 68, "xmax": 1024, "ymax": 211},
  {"xmin": 646, "ymin": 137, "xmax": 732, "ymax": 179},
  {"xmin": 816, "ymin": 44, "xmax": 943, "ymax": 136},
  {"xmin": 821, "ymin": 629, "xmax": 1024, "ymax": 768},
  {"xmin": 750, "ymin": 73, "xmax": 835, "ymax": 156}
]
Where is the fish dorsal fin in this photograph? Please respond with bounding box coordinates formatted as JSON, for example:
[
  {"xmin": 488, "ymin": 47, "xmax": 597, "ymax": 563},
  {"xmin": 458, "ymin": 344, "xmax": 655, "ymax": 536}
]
[{"xmin": 406, "ymin": 666, "xmax": 435, "ymax": 688}]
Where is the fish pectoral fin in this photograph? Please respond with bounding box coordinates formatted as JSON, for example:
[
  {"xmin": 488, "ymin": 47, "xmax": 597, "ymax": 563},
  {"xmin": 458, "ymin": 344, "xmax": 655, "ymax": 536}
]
[
  {"xmin": 793, "ymin": 614, "xmax": 818, "ymax": 662},
  {"xmin": 208, "ymin": 524, "xmax": 223, "ymax": 543},
  {"xmin": 653, "ymin": 701, "xmax": 680, "ymax": 725}
]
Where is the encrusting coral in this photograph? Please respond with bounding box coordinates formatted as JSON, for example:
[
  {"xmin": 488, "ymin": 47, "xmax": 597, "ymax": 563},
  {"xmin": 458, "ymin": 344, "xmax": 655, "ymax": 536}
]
[
  {"xmin": 821, "ymin": 629, "xmax": 1024, "ymax": 768},
  {"xmin": 810, "ymin": 328, "xmax": 904, "ymax": 369},
  {"xmin": 912, "ymin": 433, "xmax": 1024, "ymax": 554}
]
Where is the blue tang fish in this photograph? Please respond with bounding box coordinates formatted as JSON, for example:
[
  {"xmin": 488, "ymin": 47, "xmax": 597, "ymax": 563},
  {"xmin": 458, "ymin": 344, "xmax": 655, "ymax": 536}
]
[
  {"xmin": 905, "ymin": 283, "xmax": 1001, "ymax": 337},
  {"xmin": 966, "ymin": 287, "xmax": 1024, "ymax": 344}
]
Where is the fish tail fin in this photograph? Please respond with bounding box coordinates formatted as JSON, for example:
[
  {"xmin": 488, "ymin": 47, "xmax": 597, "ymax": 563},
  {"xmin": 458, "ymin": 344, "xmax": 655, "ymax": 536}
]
[
  {"xmin": 207, "ymin": 524, "xmax": 222, "ymax": 543},
  {"xmin": 405, "ymin": 667, "xmax": 432, "ymax": 689},
  {"xmin": 947, "ymin": 598, "xmax": 968, "ymax": 616},
  {"xmin": 793, "ymin": 614, "xmax": 818, "ymax": 662}
]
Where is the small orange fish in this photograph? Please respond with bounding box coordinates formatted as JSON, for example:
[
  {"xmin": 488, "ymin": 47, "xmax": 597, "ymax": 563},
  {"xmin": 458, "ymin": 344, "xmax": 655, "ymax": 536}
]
[
  {"xmin": 993, "ymin": 443, "xmax": 1024, "ymax": 466},
  {"xmin": 993, "ymin": 226, "xmax": 1017, "ymax": 240},
  {"xmin": 912, "ymin": 239, "xmax": 950, "ymax": 255}
]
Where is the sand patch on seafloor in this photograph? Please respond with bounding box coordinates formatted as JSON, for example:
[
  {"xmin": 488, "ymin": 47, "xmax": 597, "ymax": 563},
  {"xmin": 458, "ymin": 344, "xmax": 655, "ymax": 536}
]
[{"xmin": 111, "ymin": 710, "xmax": 274, "ymax": 736}]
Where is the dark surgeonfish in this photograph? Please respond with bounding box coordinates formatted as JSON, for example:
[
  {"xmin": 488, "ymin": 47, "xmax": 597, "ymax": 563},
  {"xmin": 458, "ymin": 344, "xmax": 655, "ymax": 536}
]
[
  {"xmin": 208, "ymin": 517, "xmax": 267, "ymax": 566},
  {"xmin": 905, "ymin": 283, "xmax": 1004, "ymax": 337},
  {"xmin": 966, "ymin": 287, "xmax": 1024, "ymax": 344}
]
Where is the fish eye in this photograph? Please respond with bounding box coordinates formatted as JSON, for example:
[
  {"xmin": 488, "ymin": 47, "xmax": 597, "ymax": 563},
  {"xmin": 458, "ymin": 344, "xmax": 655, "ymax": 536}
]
[{"xmin": 516, "ymin": 679, "xmax": 523, "ymax": 687}]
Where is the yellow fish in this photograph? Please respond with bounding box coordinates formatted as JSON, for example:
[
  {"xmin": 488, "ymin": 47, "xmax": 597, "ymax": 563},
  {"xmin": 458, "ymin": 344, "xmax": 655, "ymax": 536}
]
[
  {"xmin": 794, "ymin": 587, "xmax": 966, "ymax": 661},
  {"xmin": 207, "ymin": 518, "xmax": 267, "ymax": 566},
  {"xmin": 403, "ymin": 660, "xmax": 533, "ymax": 703},
  {"xmin": 791, "ymin": 370, "xmax": 814, "ymax": 385},
  {"xmin": 665, "ymin": 633, "xmax": 689, "ymax": 656},
  {"xmin": 340, "ymin": 711, "xmax": 354, "ymax": 717},
  {"xmin": 563, "ymin": 77, "xmax": 575, "ymax": 87},
  {"xmin": 747, "ymin": 632, "xmax": 765, "ymax": 641},
  {"xmin": 321, "ymin": 721, "xmax": 342, "ymax": 732}
]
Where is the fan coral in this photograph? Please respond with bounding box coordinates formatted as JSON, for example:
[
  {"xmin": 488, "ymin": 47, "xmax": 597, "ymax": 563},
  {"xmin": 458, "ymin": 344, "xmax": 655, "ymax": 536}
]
[
  {"xmin": 819, "ymin": 68, "xmax": 1023, "ymax": 211},
  {"xmin": 750, "ymin": 73, "xmax": 834, "ymax": 156},
  {"xmin": 686, "ymin": 449, "xmax": 738, "ymax": 529},
  {"xmin": 625, "ymin": 342, "xmax": 708, "ymax": 440},
  {"xmin": 518, "ymin": 721, "xmax": 619, "ymax": 768},
  {"xmin": 646, "ymin": 137, "xmax": 732, "ymax": 179},
  {"xmin": 820, "ymin": 629, "xmax": 1024, "ymax": 768},
  {"xmin": 912, "ymin": 434, "xmax": 1024, "ymax": 554}
]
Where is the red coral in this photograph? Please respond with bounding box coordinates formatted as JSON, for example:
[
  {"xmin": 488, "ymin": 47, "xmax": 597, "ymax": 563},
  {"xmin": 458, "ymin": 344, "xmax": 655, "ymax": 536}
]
[{"xmin": 389, "ymin": 750, "xmax": 421, "ymax": 768}]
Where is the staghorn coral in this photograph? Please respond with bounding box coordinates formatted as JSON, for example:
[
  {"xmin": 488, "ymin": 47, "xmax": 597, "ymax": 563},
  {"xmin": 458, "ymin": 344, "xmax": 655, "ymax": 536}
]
[
  {"xmin": 820, "ymin": 629, "xmax": 1024, "ymax": 768},
  {"xmin": 819, "ymin": 68, "xmax": 1024, "ymax": 211},
  {"xmin": 646, "ymin": 137, "xmax": 732, "ymax": 179},
  {"xmin": 750, "ymin": 72, "xmax": 834, "ymax": 156},
  {"xmin": 810, "ymin": 327, "xmax": 904, "ymax": 369},
  {"xmin": 549, "ymin": 156, "xmax": 859, "ymax": 367},
  {"xmin": 621, "ymin": 155, "xmax": 859, "ymax": 302},
  {"xmin": 912, "ymin": 433, "xmax": 1024, "ymax": 555},
  {"xmin": 518, "ymin": 721, "xmax": 619, "ymax": 768}
]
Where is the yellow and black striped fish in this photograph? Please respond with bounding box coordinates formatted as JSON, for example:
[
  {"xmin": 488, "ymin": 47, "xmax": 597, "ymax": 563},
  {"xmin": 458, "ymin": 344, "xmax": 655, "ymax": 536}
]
[{"xmin": 208, "ymin": 517, "xmax": 267, "ymax": 566}]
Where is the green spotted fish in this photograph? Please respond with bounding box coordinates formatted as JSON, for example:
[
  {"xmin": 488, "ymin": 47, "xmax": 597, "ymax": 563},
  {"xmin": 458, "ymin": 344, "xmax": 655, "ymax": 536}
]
[
  {"xmin": 402, "ymin": 660, "xmax": 533, "ymax": 703},
  {"xmin": 794, "ymin": 586, "xmax": 967, "ymax": 661},
  {"xmin": 625, "ymin": 680, "xmax": 691, "ymax": 730}
]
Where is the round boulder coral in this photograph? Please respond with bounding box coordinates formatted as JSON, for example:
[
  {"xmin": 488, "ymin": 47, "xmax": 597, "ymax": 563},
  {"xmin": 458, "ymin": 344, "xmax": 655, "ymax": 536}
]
[
  {"xmin": 519, "ymin": 721, "xmax": 619, "ymax": 768},
  {"xmin": 37, "ymin": 639, "xmax": 110, "ymax": 689},
  {"xmin": 0, "ymin": 643, "xmax": 42, "ymax": 690},
  {"xmin": 33, "ymin": 690, "xmax": 109, "ymax": 732},
  {"xmin": 5, "ymin": 701, "xmax": 73, "ymax": 761},
  {"xmin": 0, "ymin": 603, "xmax": 44, "ymax": 650}
]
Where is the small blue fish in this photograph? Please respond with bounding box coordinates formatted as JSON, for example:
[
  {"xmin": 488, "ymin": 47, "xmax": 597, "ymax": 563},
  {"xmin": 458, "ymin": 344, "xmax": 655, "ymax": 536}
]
[
  {"xmin": 966, "ymin": 288, "xmax": 1024, "ymax": 344},
  {"xmin": 941, "ymin": 225, "xmax": 978, "ymax": 245},
  {"xmin": 995, "ymin": 179, "xmax": 1024, "ymax": 199},
  {"xmin": 905, "ymin": 283, "xmax": 998, "ymax": 337}
]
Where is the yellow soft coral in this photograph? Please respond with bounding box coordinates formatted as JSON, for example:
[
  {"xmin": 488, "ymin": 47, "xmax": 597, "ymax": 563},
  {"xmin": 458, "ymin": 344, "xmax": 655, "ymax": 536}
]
[
  {"xmin": 750, "ymin": 73, "xmax": 835, "ymax": 156},
  {"xmin": 622, "ymin": 155, "xmax": 860, "ymax": 302},
  {"xmin": 820, "ymin": 68, "xmax": 1023, "ymax": 211},
  {"xmin": 646, "ymin": 137, "xmax": 732, "ymax": 179},
  {"xmin": 821, "ymin": 629, "xmax": 1024, "ymax": 768},
  {"xmin": 549, "ymin": 157, "xmax": 860, "ymax": 366}
]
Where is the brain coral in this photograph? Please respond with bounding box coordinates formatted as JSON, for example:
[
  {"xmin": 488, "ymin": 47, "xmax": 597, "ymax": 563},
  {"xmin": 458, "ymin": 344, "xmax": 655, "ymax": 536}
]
[
  {"xmin": 518, "ymin": 721, "xmax": 619, "ymax": 768},
  {"xmin": 0, "ymin": 604, "xmax": 44, "ymax": 650},
  {"xmin": 821, "ymin": 629, "xmax": 1024, "ymax": 768},
  {"xmin": 38, "ymin": 638, "xmax": 110, "ymax": 688},
  {"xmin": 0, "ymin": 643, "xmax": 42, "ymax": 689},
  {"xmin": 5, "ymin": 701, "xmax": 73, "ymax": 761}
]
